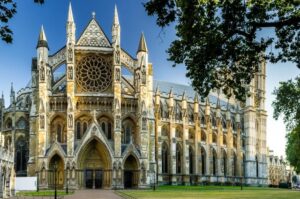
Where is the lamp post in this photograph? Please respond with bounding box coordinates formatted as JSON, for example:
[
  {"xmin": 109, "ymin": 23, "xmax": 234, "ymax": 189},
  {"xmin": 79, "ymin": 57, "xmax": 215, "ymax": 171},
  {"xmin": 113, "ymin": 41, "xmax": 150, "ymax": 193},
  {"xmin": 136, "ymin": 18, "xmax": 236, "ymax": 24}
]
[
  {"xmin": 36, "ymin": 171, "xmax": 39, "ymax": 192},
  {"xmin": 66, "ymin": 167, "xmax": 69, "ymax": 194},
  {"xmin": 54, "ymin": 162, "xmax": 57, "ymax": 199}
]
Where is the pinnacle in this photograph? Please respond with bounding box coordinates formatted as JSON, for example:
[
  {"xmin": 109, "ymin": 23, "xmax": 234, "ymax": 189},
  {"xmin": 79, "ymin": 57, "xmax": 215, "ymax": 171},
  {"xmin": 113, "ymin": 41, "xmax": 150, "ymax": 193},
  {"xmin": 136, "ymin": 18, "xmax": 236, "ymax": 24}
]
[
  {"xmin": 137, "ymin": 32, "xmax": 148, "ymax": 53},
  {"xmin": 68, "ymin": 2, "xmax": 74, "ymax": 22},
  {"xmin": 36, "ymin": 25, "xmax": 49, "ymax": 49}
]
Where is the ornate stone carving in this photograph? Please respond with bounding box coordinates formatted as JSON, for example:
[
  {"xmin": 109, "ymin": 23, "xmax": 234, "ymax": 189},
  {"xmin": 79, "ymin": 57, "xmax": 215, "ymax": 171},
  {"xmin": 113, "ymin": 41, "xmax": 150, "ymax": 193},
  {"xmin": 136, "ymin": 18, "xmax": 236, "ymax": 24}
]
[
  {"xmin": 68, "ymin": 114, "xmax": 73, "ymax": 128},
  {"xmin": 77, "ymin": 20, "xmax": 110, "ymax": 47},
  {"xmin": 40, "ymin": 115, "xmax": 45, "ymax": 130},
  {"xmin": 68, "ymin": 65, "xmax": 73, "ymax": 80},
  {"xmin": 115, "ymin": 48, "xmax": 120, "ymax": 65},
  {"xmin": 76, "ymin": 55, "xmax": 112, "ymax": 92},
  {"xmin": 39, "ymin": 63, "xmax": 45, "ymax": 81}
]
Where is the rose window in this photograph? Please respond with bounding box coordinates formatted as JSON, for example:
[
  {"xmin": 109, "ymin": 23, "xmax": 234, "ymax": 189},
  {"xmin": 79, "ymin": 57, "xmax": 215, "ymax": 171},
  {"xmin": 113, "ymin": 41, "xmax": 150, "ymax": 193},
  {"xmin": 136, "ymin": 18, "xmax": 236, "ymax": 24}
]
[{"xmin": 76, "ymin": 55, "xmax": 112, "ymax": 92}]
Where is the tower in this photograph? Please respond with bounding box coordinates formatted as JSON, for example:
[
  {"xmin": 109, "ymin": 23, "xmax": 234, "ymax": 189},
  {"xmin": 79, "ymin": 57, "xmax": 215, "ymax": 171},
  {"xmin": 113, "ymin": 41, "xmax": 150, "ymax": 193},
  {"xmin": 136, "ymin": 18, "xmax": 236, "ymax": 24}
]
[
  {"xmin": 66, "ymin": 2, "xmax": 76, "ymax": 156},
  {"xmin": 36, "ymin": 25, "xmax": 50, "ymax": 159},
  {"xmin": 244, "ymin": 58, "xmax": 267, "ymax": 185},
  {"xmin": 112, "ymin": 5, "xmax": 122, "ymax": 158}
]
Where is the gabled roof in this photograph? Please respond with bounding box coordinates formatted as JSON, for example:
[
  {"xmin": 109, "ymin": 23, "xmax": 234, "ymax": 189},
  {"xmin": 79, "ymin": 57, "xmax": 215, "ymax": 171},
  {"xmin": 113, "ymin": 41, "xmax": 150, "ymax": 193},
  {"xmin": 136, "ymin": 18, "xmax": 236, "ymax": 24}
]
[{"xmin": 77, "ymin": 18, "xmax": 111, "ymax": 48}]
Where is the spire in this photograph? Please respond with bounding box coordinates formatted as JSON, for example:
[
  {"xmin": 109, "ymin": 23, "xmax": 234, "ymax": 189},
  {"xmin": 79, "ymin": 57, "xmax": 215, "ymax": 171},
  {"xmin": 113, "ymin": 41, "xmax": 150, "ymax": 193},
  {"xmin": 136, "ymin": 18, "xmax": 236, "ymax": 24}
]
[
  {"xmin": 67, "ymin": 2, "xmax": 74, "ymax": 22},
  {"xmin": 114, "ymin": 5, "xmax": 120, "ymax": 26},
  {"xmin": 36, "ymin": 25, "xmax": 49, "ymax": 49},
  {"xmin": 194, "ymin": 93, "xmax": 199, "ymax": 103},
  {"xmin": 10, "ymin": 82, "xmax": 15, "ymax": 105},
  {"xmin": 182, "ymin": 90, "xmax": 186, "ymax": 100},
  {"xmin": 155, "ymin": 86, "xmax": 160, "ymax": 96},
  {"xmin": 10, "ymin": 82, "xmax": 14, "ymax": 94},
  {"xmin": 137, "ymin": 32, "xmax": 148, "ymax": 53}
]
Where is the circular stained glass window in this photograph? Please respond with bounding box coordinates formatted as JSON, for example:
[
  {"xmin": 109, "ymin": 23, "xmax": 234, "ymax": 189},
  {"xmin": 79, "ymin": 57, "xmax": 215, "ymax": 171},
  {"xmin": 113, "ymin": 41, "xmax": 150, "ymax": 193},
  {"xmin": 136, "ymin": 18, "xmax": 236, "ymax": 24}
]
[{"xmin": 77, "ymin": 54, "xmax": 112, "ymax": 92}]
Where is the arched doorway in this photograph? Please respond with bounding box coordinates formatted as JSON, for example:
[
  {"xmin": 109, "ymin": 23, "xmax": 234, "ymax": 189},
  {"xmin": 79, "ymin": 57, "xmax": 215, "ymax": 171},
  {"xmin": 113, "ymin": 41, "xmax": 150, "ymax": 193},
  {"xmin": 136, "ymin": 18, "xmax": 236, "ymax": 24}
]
[
  {"xmin": 78, "ymin": 139, "xmax": 112, "ymax": 189},
  {"xmin": 49, "ymin": 154, "xmax": 65, "ymax": 189},
  {"xmin": 123, "ymin": 155, "xmax": 139, "ymax": 189}
]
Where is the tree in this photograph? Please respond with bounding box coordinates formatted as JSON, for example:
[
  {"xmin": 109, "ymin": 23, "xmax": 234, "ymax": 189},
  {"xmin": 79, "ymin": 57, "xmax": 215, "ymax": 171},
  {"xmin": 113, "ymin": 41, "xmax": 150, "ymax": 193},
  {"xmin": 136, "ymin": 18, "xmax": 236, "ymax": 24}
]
[
  {"xmin": 144, "ymin": 0, "xmax": 300, "ymax": 101},
  {"xmin": 272, "ymin": 76, "xmax": 300, "ymax": 131},
  {"xmin": 0, "ymin": 0, "xmax": 44, "ymax": 43},
  {"xmin": 273, "ymin": 76, "xmax": 300, "ymax": 172},
  {"xmin": 286, "ymin": 125, "xmax": 300, "ymax": 173}
]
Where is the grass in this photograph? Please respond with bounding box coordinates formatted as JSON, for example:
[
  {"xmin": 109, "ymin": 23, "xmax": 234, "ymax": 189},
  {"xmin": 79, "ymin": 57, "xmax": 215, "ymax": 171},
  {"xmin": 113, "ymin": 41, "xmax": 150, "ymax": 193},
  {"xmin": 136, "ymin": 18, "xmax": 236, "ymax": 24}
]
[
  {"xmin": 117, "ymin": 185, "xmax": 300, "ymax": 199},
  {"xmin": 16, "ymin": 190, "xmax": 74, "ymax": 197}
]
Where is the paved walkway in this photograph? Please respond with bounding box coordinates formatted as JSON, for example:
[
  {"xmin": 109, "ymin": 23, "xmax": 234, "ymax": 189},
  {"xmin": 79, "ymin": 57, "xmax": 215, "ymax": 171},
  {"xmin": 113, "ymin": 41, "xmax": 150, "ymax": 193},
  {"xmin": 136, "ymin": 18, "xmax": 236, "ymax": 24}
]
[{"xmin": 65, "ymin": 190, "xmax": 123, "ymax": 199}]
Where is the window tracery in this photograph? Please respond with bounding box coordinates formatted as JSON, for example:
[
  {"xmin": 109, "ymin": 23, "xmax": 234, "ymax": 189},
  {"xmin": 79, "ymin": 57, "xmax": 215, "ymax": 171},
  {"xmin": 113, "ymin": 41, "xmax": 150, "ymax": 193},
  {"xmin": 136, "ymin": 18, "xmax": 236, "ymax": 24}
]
[{"xmin": 76, "ymin": 54, "xmax": 112, "ymax": 92}]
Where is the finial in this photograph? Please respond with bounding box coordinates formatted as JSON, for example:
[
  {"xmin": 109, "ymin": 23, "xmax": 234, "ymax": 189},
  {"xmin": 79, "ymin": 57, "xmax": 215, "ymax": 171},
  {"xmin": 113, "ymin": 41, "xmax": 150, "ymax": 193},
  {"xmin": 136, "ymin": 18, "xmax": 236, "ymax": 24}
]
[
  {"xmin": 155, "ymin": 86, "xmax": 160, "ymax": 95},
  {"xmin": 194, "ymin": 93, "xmax": 199, "ymax": 103},
  {"xmin": 114, "ymin": 4, "xmax": 120, "ymax": 25},
  {"xmin": 137, "ymin": 32, "xmax": 148, "ymax": 53},
  {"xmin": 11, "ymin": 82, "xmax": 14, "ymax": 92},
  {"xmin": 67, "ymin": 2, "xmax": 74, "ymax": 22},
  {"xmin": 36, "ymin": 25, "xmax": 49, "ymax": 49},
  {"xmin": 92, "ymin": 11, "xmax": 96, "ymax": 19}
]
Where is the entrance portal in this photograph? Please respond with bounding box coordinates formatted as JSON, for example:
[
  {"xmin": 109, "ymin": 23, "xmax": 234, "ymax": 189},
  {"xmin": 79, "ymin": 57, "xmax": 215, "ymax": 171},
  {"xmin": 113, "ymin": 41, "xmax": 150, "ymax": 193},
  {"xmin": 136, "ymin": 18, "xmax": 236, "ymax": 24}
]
[
  {"xmin": 123, "ymin": 155, "xmax": 139, "ymax": 189},
  {"xmin": 78, "ymin": 139, "xmax": 111, "ymax": 189},
  {"xmin": 85, "ymin": 169, "xmax": 103, "ymax": 189},
  {"xmin": 49, "ymin": 154, "xmax": 64, "ymax": 189}
]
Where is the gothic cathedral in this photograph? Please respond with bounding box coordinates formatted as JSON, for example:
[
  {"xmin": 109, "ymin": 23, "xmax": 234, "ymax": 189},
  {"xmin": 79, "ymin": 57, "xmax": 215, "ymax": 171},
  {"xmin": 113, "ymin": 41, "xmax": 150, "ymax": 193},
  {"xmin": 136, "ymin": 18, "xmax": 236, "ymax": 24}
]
[{"xmin": 0, "ymin": 4, "xmax": 268, "ymax": 189}]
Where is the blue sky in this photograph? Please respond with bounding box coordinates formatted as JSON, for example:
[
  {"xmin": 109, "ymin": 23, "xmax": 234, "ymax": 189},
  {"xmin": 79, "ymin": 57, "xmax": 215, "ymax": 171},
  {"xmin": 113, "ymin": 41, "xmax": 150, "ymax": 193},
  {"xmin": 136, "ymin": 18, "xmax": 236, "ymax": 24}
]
[{"xmin": 0, "ymin": 0, "xmax": 299, "ymax": 157}]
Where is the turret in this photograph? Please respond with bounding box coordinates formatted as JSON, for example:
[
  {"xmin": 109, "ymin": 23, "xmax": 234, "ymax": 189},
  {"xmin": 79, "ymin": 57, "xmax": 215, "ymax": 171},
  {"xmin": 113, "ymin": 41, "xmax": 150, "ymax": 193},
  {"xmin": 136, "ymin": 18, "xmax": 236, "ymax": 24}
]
[
  {"xmin": 205, "ymin": 97, "xmax": 210, "ymax": 116},
  {"xmin": 36, "ymin": 26, "xmax": 49, "ymax": 85},
  {"xmin": 136, "ymin": 33, "xmax": 148, "ymax": 87},
  {"xmin": 193, "ymin": 93, "xmax": 199, "ymax": 114}
]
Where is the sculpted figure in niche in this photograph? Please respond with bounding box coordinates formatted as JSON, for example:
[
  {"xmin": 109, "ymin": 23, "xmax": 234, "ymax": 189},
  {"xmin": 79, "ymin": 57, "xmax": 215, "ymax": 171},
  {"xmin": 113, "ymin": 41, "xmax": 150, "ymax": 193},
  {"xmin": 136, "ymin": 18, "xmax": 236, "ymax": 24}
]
[
  {"xmin": 68, "ymin": 114, "xmax": 73, "ymax": 128},
  {"xmin": 40, "ymin": 63, "xmax": 45, "ymax": 81},
  {"xmin": 115, "ymin": 49, "xmax": 120, "ymax": 65},
  {"xmin": 68, "ymin": 46, "xmax": 73, "ymax": 62},
  {"xmin": 116, "ymin": 115, "xmax": 121, "ymax": 130},
  {"xmin": 68, "ymin": 66, "xmax": 73, "ymax": 80},
  {"xmin": 115, "ymin": 68, "xmax": 120, "ymax": 82},
  {"xmin": 40, "ymin": 115, "xmax": 45, "ymax": 129},
  {"xmin": 142, "ymin": 66, "xmax": 146, "ymax": 84}
]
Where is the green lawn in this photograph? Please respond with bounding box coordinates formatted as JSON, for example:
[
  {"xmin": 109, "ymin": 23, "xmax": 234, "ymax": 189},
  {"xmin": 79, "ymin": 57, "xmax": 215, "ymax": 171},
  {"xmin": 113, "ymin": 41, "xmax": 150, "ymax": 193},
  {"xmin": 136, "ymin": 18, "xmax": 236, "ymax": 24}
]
[
  {"xmin": 16, "ymin": 190, "xmax": 73, "ymax": 197},
  {"xmin": 117, "ymin": 186, "xmax": 300, "ymax": 199}
]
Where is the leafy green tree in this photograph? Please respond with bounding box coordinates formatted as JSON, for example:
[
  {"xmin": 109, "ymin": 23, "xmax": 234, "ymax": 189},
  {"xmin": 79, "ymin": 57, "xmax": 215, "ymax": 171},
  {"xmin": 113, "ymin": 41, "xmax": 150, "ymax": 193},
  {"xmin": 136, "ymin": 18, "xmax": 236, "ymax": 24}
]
[
  {"xmin": 272, "ymin": 76, "xmax": 300, "ymax": 131},
  {"xmin": 144, "ymin": 0, "xmax": 300, "ymax": 101},
  {"xmin": 273, "ymin": 76, "xmax": 300, "ymax": 172},
  {"xmin": 0, "ymin": 0, "xmax": 44, "ymax": 43},
  {"xmin": 286, "ymin": 125, "xmax": 300, "ymax": 173}
]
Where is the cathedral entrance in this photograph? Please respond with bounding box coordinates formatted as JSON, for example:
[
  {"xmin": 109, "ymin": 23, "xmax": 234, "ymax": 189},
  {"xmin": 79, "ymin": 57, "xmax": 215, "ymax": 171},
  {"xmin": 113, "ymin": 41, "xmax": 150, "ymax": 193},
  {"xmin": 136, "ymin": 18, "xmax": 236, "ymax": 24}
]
[
  {"xmin": 49, "ymin": 154, "xmax": 64, "ymax": 189},
  {"xmin": 78, "ymin": 139, "xmax": 111, "ymax": 189},
  {"xmin": 85, "ymin": 169, "xmax": 103, "ymax": 189},
  {"xmin": 123, "ymin": 155, "xmax": 139, "ymax": 189}
]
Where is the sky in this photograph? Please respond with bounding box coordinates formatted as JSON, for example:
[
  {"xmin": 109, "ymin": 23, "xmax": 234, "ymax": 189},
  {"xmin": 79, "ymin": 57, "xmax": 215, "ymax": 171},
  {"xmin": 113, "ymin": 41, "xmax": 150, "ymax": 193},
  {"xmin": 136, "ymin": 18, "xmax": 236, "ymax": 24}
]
[{"xmin": 0, "ymin": 0, "xmax": 299, "ymax": 158}]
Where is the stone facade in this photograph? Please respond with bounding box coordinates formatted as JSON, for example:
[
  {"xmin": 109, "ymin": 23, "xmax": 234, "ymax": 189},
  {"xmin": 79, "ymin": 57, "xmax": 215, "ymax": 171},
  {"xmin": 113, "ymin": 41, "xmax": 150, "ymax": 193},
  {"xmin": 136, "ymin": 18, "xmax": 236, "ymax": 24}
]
[
  {"xmin": 0, "ymin": 3, "xmax": 268, "ymax": 189},
  {"xmin": 267, "ymin": 149, "xmax": 288, "ymax": 186},
  {"xmin": 0, "ymin": 132, "xmax": 15, "ymax": 198}
]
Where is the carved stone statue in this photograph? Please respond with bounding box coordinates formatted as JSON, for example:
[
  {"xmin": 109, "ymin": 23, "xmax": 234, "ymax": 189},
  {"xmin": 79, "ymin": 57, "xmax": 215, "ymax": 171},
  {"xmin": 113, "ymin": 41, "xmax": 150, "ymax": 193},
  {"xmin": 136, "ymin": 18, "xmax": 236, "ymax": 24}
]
[
  {"xmin": 68, "ymin": 65, "xmax": 73, "ymax": 80},
  {"xmin": 40, "ymin": 115, "xmax": 45, "ymax": 129},
  {"xmin": 68, "ymin": 114, "xmax": 73, "ymax": 128},
  {"xmin": 40, "ymin": 64, "xmax": 45, "ymax": 81}
]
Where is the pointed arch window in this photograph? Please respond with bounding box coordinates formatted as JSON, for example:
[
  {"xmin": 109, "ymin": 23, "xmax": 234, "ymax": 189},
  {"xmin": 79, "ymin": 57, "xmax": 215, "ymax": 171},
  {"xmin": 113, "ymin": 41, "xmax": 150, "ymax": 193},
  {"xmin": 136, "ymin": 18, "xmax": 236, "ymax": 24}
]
[
  {"xmin": 57, "ymin": 124, "xmax": 62, "ymax": 143},
  {"xmin": 212, "ymin": 149, "xmax": 217, "ymax": 176},
  {"xmin": 223, "ymin": 150, "xmax": 227, "ymax": 176},
  {"xmin": 76, "ymin": 122, "xmax": 81, "ymax": 140},
  {"xmin": 201, "ymin": 148, "xmax": 206, "ymax": 175},
  {"xmin": 176, "ymin": 144, "xmax": 182, "ymax": 174},
  {"xmin": 162, "ymin": 143, "xmax": 169, "ymax": 174},
  {"xmin": 189, "ymin": 147, "xmax": 194, "ymax": 174}
]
